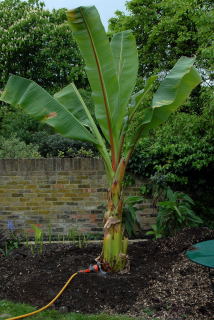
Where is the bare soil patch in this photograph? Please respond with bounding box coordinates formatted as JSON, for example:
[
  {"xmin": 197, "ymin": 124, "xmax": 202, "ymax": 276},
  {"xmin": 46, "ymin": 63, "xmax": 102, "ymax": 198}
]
[{"xmin": 0, "ymin": 228, "xmax": 213, "ymax": 319}]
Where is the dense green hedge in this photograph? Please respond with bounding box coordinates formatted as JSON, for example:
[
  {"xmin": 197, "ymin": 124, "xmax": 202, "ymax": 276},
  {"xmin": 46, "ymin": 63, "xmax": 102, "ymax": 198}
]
[{"xmin": 128, "ymin": 109, "xmax": 214, "ymax": 226}]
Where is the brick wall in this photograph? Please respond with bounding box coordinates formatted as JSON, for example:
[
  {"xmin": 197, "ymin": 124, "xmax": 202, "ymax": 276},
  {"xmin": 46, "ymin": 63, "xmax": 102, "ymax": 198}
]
[{"xmin": 0, "ymin": 158, "xmax": 156, "ymax": 237}]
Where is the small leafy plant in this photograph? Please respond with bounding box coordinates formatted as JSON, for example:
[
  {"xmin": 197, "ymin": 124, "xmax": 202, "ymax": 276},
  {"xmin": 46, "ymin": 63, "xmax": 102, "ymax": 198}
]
[
  {"xmin": 67, "ymin": 228, "xmax": 89, "ymax": 248},
  {"xmin": 146, "ymin": 224, "xmax": 163, "ymax": 239},
  {"xmin": 156, "ymin": 188, "xmax": 203, "ymax": 236},
  {"xmin": 0, "ymin": 236, "xmax": 20, "ymax": 256},
  {"xmin": 30, "ymin": 224, "xmax": 43, "ymax": 255},
  {"xmin": 123, "ymin": 196, "xmax": 142, "ymax": 238},
  {"xmin": 0, "ymin": 222, "xmax": 22, "ymax": 256},
  {"xmin": 0, "ymin": 242, "xmax": 16, "ymax": 257}
]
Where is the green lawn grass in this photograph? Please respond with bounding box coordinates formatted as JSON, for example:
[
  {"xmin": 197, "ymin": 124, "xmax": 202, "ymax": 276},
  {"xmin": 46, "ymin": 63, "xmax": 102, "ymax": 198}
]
[{"xmin": 0, "ymin": 300, "xmax": 148, "ymax": 320}]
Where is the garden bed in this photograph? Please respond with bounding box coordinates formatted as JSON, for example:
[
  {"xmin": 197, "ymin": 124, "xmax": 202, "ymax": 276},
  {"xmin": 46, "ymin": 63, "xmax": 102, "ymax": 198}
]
[{"xmin": 0, "ymin": 227, "xmax": 213, "ymax": 319}]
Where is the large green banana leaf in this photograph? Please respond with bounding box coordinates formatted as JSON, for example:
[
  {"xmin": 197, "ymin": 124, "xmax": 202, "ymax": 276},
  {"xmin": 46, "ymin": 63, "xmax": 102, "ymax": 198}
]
[
  {"xmin": 120, "ymin": 75, "xmax": 157, "ymax": 146},
  {"xmin": 54, "ymin": 83, "xmax": 91, "ymax": 128},
  {"xmin": 54, "ymin": 82, "xmax": 113, "ymax": 177},
  {"xmin": 111, "ymin": 31, "xmax": 138, "ymax": 121},
  {"xmin": 67, "ymin": 6, "xmax": 119, "ymax": 145},
  {"xmin": 0, "ymin": 75, "xmax": 97, "ymax": 144},
  {"xmin": 152, "ymin": 56, "xmax": 201, "ymax": 111},
  {"xmin": 128, "ymin": 75, "xmax": 157, "ymax": 119},
  {"xmin": 127, "ymin": 56, "xmax": 202, "ymax": 150}
]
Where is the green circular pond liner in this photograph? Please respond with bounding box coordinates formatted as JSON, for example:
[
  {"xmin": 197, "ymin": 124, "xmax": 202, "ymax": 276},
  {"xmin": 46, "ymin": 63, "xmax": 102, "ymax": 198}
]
[{"xmin": 186, "ymin": 239, "xmax": 214, "ymax": 268}]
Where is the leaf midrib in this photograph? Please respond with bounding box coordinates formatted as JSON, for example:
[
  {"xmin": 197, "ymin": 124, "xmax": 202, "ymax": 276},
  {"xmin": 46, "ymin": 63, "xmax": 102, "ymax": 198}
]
[{"xmin": 79, "ymin": 7, "xmax": 116, "ymax": 169}]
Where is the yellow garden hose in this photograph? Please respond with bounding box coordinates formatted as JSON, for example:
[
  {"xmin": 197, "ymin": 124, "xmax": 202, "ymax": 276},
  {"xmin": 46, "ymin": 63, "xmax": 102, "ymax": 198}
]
[{"xmin": 6, "ymin": 272, "xmax": 78, "ymax": 320}]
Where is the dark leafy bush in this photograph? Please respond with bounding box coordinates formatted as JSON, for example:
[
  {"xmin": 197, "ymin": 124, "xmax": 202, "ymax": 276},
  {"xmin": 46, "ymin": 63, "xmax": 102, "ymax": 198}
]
[
  {"xmin": 0, "ymin": 108, "xmax": 52, "ymax": 144},
  {"xmin": 156, "ymin": 188, "xmax": 203, "ymax": 237},
  {"xmin": 128, "ymin": 110, "xmax": 214, "ymax": 225},
  {"xmin": 38, "ymin": 134, "xmax": 98, "ymax": 158}
]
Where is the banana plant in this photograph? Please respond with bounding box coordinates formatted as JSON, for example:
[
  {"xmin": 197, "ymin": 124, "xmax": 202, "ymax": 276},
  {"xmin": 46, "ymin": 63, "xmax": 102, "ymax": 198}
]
[{"xmin": 0, "ymin": 6, "xmax": 201, "ymax": 272}]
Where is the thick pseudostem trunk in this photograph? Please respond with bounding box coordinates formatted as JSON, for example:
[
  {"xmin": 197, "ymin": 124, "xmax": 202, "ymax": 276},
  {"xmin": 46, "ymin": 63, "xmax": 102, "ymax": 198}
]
[{"xmin": 100, "ymin": 162, "xmax": 128, "ymax": 272}]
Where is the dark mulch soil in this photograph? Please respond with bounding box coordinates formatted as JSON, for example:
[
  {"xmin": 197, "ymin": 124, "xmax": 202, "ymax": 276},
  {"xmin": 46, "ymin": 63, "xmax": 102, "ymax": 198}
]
[{"xmin": 0, "ymin": 228, "xmax": 214, "ymax": 320}]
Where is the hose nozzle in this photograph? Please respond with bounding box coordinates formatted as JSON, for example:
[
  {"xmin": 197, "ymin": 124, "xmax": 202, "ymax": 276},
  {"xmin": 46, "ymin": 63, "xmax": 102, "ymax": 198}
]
[
  {"xmin": 78, "ymin": 264, "xmax": 99, "ymax": 273},
  {"xmin": 78, "ymin": 262, "xmax": 106, "ymax": 275}
]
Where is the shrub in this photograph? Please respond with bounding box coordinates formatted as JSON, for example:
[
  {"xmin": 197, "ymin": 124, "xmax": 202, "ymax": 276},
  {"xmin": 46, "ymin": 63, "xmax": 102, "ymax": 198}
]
[
  {"xmin": 0, "ymin": 136, "xmax": 41, "ymax": 158},
  {"xmin": 0, "ymin": 108, "xmax": 53, "ymax": 144},
  {"xmin": 156, "ymin": 188, "xmax": 202, "ymax": 236},
  {"xmin": 37, "ymin": 134, "xmax": 98, "ymax": 158},
  {"xmin": 128, "ymin": 110, "xmax": 214, "ymax": 225}
]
